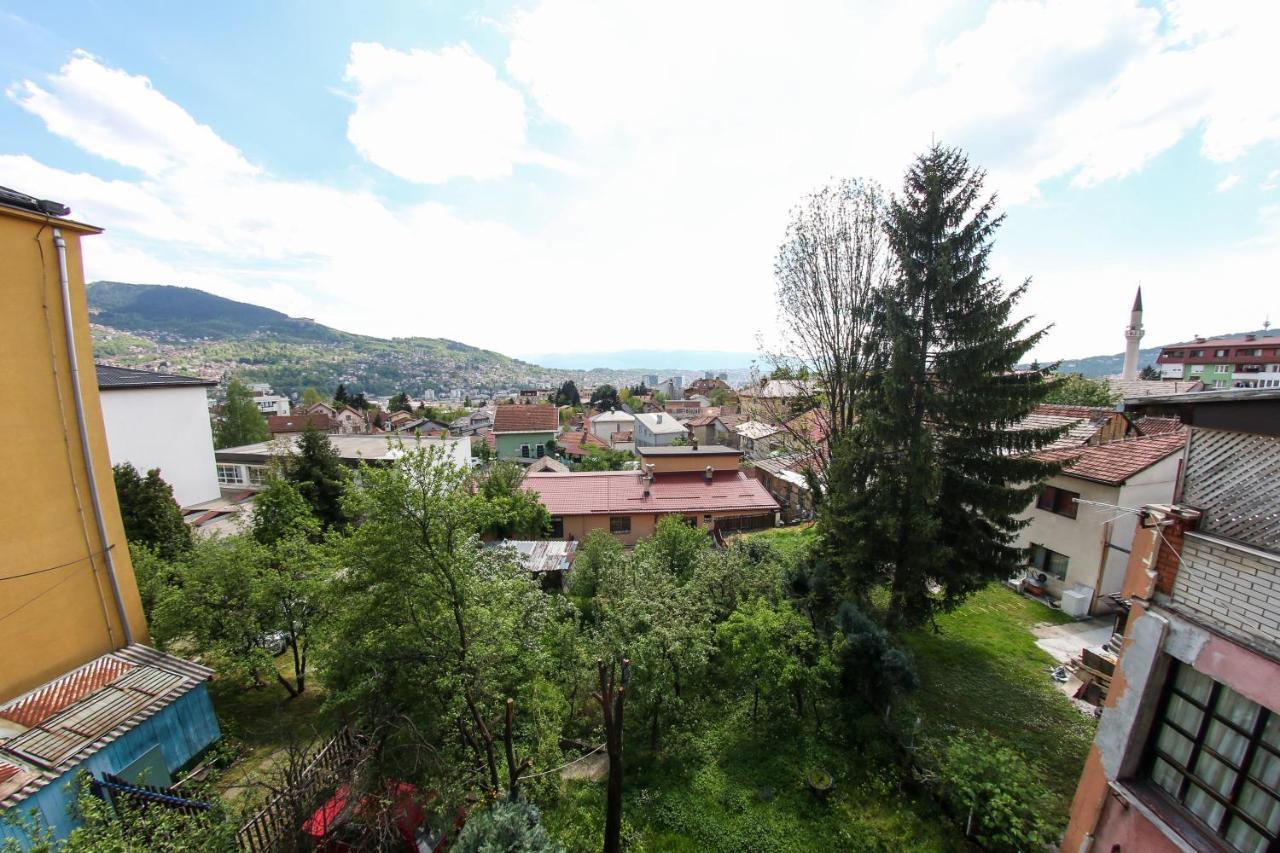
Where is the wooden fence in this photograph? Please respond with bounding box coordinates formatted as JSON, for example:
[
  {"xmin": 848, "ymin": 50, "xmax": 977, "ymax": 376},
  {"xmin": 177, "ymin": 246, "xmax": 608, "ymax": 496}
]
[{"xmin": 236, "ymin": 727, "xmax": 364, "ymax": 853}]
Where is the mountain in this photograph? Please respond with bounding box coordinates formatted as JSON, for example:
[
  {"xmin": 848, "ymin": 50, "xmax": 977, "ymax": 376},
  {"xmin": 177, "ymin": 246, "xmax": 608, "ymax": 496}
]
[
  {"xmin": 85, "ymin": 281, "xmax": 627, "ymax": 397},
  {"xmin": 1050, "ymin": 330, "xmax": 1273, "ymax": 378},
  {"xmin": 88, "ymin": 281, "xmax": 341, "ymax": 342}
]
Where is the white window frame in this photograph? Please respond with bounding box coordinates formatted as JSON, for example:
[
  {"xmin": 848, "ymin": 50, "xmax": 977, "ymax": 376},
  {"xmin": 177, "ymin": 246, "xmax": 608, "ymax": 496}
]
[{"xmin": 217, "ymin": 463, "xmax": 244, "ymax": 485}]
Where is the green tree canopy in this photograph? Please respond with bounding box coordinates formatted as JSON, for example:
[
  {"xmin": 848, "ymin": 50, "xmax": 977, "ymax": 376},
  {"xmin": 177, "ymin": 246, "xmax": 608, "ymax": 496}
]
[
  {"xmin": 214, "ymin": 377, "xmax": 268, "ymax": 449},
  {"xmin": 1043, "ymin": 373, "xmax": 1119, "ymax": 407},
  {"xmin": 250, "ymin": 476, "xmax": 319, "ymax": 545},
  {"xmin": 452, "ymin": 798, "xmax": 562, "ymax": 853},
  {"xmin": 301, "ymin": 386, "xmax": 325, "ymax": 407},
  {"xmin": 553, "ymin": 381, "xmax": 581, "ymax": 407},
  {"xmin": 388, "ymin": 390, "xmax": 413, "ymax": 412},
  {"xmin": 284, "ymin": 427, "xmax": 350, "ymax": 532},
  {"xmin": 633, "ymin": 514, "xmax": 709, "ymax": 577},
  {"xmin": 112, "ymin": 463, "xmax": 191, "ymax": 561},
  {"xmin": 574, "ymin": 446, "xmax": 633, "ymax": 472},
  {"xmin": 589, "ymin": 384, "xmax": 621, "ymax": 411}
]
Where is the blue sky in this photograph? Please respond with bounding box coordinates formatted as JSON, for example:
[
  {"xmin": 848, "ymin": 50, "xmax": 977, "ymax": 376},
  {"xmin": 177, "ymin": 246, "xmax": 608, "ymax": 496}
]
[{"xmin": 1, "ymin": 0, "xmax": 1277, "ymax": 363}]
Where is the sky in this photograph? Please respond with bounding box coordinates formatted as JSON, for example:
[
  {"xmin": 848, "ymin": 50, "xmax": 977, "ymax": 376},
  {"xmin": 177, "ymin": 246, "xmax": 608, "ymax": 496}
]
[{"xmin": 1, "ymin": 0, "xmax": 1277, "ymax": 364}]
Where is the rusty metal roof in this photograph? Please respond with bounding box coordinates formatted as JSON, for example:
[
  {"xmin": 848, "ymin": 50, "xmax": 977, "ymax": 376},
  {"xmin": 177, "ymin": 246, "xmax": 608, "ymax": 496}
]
[{"xmin": 0, "ymin": 645, "xmax": 213, "ymax": 810}]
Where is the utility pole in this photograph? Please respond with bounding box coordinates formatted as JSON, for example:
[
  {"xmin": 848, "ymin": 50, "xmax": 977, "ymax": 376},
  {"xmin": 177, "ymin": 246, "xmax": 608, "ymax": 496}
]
[{"xmin": 595, "ymin": 657, "xmax": 630, "ymax": 853}]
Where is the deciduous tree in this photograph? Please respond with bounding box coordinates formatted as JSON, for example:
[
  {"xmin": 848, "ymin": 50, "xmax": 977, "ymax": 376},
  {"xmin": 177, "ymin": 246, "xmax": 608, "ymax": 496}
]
[{"xmin": 113, "ymin": 463, "xmax": 191, "ymax": 561}]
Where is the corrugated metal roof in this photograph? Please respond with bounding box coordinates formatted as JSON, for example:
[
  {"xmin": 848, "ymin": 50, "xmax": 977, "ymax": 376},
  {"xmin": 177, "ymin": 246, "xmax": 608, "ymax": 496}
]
[
  {"xmin": 0, "ymin": 656, "xmax": 136, "ymax": 729},
  {"xmin": 0, "ymin": 645, "xmax": 213, "ymax": 809},
  {"xmin": 489, "ymin": 540, "xmax": 578, "ymax": 573}
]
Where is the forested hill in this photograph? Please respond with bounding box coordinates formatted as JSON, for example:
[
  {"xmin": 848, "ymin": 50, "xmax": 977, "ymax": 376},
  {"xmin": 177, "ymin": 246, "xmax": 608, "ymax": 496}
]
[
  {"xmin": 1051, "ymin": 330, "xmax": 1272, "ymax": 378},
  {"xmin": 88, "ymin": 281, "xmax": 342, "ymax": 342},
  {"xmin": 85, "ymin": 281, "xmax": 574, "ymax": 396}
]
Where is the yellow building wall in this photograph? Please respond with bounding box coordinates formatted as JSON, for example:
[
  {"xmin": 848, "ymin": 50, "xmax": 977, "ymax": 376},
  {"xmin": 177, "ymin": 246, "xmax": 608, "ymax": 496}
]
[{"xmin": 0, "ymin": 207, "xmax": 149, "ymax": 702}]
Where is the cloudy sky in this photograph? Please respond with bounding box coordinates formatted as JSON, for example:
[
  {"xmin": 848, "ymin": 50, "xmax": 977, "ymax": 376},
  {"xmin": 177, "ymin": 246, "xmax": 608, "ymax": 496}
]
[{"xmin": 1, "ymin": 0, "xmax": 1277, "ymax": 363}]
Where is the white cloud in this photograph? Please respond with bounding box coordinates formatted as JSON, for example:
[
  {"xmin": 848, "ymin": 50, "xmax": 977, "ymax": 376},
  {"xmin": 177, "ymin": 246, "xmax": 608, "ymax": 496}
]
[
  {"xmin": 345, "ymin": 42, "xmax": 538, "ymax": 183},
  {"xmin": 6, "ymin": 2, "xmax": 1280, "ymax": 362},
  {"xmin": 1216, "ymin": 174, "xmax": 1240, "ymax": 192}
]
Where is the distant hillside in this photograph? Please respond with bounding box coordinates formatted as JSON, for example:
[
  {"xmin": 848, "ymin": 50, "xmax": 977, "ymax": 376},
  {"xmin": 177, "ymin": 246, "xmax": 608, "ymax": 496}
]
[
  {"xmin": 522, "ymin": 349, "xmax": 760, "ymax": 371},
  {"xmin": 1052, "ymin": 329, "xmax": 1273, "ymax": 377},
  {"xmin": 85, "ymin": 281, "xmax": 658, "ymax": 397}
]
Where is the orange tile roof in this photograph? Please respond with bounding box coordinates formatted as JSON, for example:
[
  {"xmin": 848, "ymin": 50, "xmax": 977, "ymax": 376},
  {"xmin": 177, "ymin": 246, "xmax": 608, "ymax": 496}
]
[
  {"xmin": 493, "ymin": 405, "xmax": 559, "ymax": 433},
  {"xmin": 1035, "ymin": 433, "xmax": 1186, "ymax": 486}
]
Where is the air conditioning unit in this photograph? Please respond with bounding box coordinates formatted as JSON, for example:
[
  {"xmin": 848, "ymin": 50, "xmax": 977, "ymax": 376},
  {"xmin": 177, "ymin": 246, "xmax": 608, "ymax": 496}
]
[{"xmin": 1060, "ymin": 587, "xmax": 1091, "ymax": 619}]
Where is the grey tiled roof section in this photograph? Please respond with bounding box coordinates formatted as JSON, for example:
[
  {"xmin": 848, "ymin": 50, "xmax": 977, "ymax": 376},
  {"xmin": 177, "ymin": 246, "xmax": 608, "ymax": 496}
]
[{"xmin": 95, "ymin": 363, "xmax": 215, "ymax": 389}]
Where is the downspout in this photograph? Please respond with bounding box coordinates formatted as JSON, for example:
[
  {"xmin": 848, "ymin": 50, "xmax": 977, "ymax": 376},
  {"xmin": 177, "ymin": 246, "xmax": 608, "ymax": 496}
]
[{"xmin": 53, "ymin": 228, "xmax": 133, "ymax": 646}]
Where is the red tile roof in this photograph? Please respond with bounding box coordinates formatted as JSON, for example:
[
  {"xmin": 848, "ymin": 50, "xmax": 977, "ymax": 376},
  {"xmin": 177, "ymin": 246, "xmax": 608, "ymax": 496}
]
[
  {"xmin": 524, "ymin": 470, "xmax": 779, "ymax": 516},
  {"xmin": 268, "ymin": 413, "xmax": 334, "ymax": 433},
  {"xmin": 493, "ymin": 405, "xmax": 559, "ymax": 433},
  {"xmin": 1035, "ymin": 433, "xmax": 1186, "ymax": 486},
  {"xmin": 557, "ymin": 430, "xmax": 608, "ymax": 457},
  {"xmin": 1135, "ymin": 416, "xmax": 1184, "ymax": 436},
  {"xmin": 1035, "ymin": 404, "xmax": 1114, "ymax": 420},
  {"xmin": 783, "ymin": 409, "xmax": 831, "ymax": 445},
  {"xmin": 685, "ymin": 414, "xmax": 722, "ymax": 428}
]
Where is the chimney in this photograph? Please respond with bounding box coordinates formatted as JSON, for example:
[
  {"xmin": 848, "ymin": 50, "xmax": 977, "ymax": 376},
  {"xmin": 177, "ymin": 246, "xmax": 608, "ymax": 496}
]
[
  {"xmin": 656, "ymin": 413, "xmax": 663, "ymax": 423},
  {"xmin": 704, "ymin": 465, "xmax": 714, "ymax": 483}
]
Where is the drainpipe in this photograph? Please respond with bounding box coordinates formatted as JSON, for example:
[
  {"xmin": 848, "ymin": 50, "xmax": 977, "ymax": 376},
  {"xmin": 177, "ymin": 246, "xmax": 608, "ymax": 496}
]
[{"xmin": 53, "ymin": 228, "xmax": 133, "ymax": 646}]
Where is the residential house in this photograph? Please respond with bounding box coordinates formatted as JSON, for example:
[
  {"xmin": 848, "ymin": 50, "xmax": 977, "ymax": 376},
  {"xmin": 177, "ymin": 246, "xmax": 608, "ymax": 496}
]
[
  {"xmin": 1155, "ymin": 333, "xmax": 1280, "ymax": 389},
  {"xmin": 753, "ymin": 454, "xmax": 816, "ymax": 522},
  {"xmin": 633, "ymin": 412, "xmax": 689, "ymax": 447},
  {"xmin": 96, "ymin": 364, "xmax": 220, "ymax": 507},
  {"xmin": 517, "ymin": 388, "xmax": 552, "ymax": 405},
  {"xmin": 267, "ymin": 412, "xmax": 337, "ymax": 436},
  {"xmin": 737, "ymin": 379, "xmax": 814, "ymax": 423},
  {"xmin": 663, "ymin": 399, "xmax": 703, "ymax": 418},
  {"xmin": 252, "ymin": 390, "xmax": 291, "ymax": 417},
  {"xmin": 0, "ymin": 189, "xmax": 219, "ymax": 844},
  {"xmin": 491, "ymin": 405, "xmax": 560, "ymax": 462},
  {"xmin": 523, "ymin": 444, "xmax": 778, "ymax": 545},
  {"xmin": 652, "ymin": 376, "xmax": 684, "ymax": 398},
  {"xmin": 733, "ymin": 420, "xmax": 783, "ymax": 459},
  {"xmin": 685, "ymin": 414, "xmax": 730, "ymax": 446},
  {"xmin": 589, "ymin": 409, "xmax": 635, "ymax": 441},
  {"xmin": 450, "ymin": 410, "xmax": 494, "ymax": 437},
  {"xmin": 394, "ymin": 417, "xmax": 450, "ymax": 435},
  {"xmin": 687, "ymin": 377, "xmax": 733, "ymax": 400},
  {"xmin": 1015, "ymin": 433, "xmax": 1186, "ymax": 615},
  {"xmin": 333, "ymin": 406, "xmax": 370, "ymax": 434},
  {"xmin": 557, "ymin": 429, "xmax": 611, "ymax": 461},
  {"xmin": 486, "ymin": 539, "xmax": 577, "ymax": 590},
  {"xmin": 304, "ymin": 401, "xmax": 338, "ymax": 419},
  {"xmin": 384, "ymin": 409, "xmax": 415, "ymax": 429},
  {"xmin": 1063, "ymin": 388, "xmax": 1280, "ymax": 853},
  {"xmin": 526, "ymin": 455, "xmax": 570, "ymax": 474}
]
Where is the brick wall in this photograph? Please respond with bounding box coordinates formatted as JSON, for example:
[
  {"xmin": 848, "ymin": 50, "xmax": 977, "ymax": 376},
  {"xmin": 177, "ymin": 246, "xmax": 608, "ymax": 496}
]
[
  {"xmin": 1154, "ymin": 519, "xmax": 1186, "ymax": 596},
  {"xmin": 1172, "ymin": 534, "xmax": 1280, "ymax": 651}
]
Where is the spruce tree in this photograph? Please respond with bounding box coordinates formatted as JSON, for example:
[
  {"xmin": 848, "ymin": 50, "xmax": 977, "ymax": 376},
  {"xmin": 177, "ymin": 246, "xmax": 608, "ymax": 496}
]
[
  {"xmin": 214, "ymin": 377, "xmax": 268, "ymax": 449},
  {"xmin": 285, "ymin": 426, "xmax": 351, "ymax": 531},
  {"xmin": 823, "ymin": 145, "xmax": 1063, "ymax": 629},
  {"xmin": 113, "ymin": 463, "xmax": 192, "ymax": 560}
]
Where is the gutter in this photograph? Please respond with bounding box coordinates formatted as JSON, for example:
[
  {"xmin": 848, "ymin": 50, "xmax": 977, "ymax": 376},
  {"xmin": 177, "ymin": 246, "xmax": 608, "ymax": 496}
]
[{"xmin": 53, "ymin": 228, "xmax": 133, "ymax": 646}]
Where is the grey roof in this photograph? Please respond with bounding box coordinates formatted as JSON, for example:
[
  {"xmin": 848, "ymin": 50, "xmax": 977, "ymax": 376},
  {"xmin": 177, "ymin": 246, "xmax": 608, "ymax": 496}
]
[
  {"xmin": 96, "ymin": 363, "xmax": 215, "ymax": 390},
  {"xmin": 487, "ymin": 539, "xmax": 577, "ymax": 574},
  {"xmin": 633, "ymin": 412, "xmax": 689, "ymax": 434},
  {"xmin": 216, "ymin": 434, "xmax": 472, "ymax": 468},
  {"xmin": 636, "ymin": 444, "xmax": 741, "ymax": 456},
  {"xmin": 1124, "ymin": 388, "xmax": 1280, "ymax": 406}
]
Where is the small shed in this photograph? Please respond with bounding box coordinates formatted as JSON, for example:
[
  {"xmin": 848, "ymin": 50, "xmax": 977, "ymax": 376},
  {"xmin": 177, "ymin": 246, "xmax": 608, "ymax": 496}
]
[{"xmin": 488, "ymin": 539, "xmax": 578, "ymax": 590}]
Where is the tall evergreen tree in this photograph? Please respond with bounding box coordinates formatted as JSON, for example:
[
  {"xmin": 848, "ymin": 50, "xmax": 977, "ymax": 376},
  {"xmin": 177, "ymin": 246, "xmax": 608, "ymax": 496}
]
[
  {"xmin": 285, "ymin": 426, "xmax": 351, "ymax": 531},
  {"xmin": 214, "ymin": 377, "xmax": 268, "ymax": 449},
  {"xmin": 822, "ymin": 145, "xmax": 1063, "ymax": 629},
  {"xmin": 113, "ymin": 463, "xmax": 192, "ymax": 561},
  {"xmin": 554, "ymin": 380, "xmax": 581, "ymax": 407},
  {"xmin": 333, "ymin": 383, "xmax": 350, "ymax": 408}
]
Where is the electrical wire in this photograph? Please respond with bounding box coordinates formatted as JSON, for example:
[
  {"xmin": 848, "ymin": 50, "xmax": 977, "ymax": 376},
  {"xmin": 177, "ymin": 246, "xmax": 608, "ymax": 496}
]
[
  {"xmin": 0, "ymin": 562, "xmax": 93, "ymax": 624},
  {"xmin": 517, "ymin": 744, "xmax": 606, "ymax": 781},
  {"xmin": 0, "ymin": 546, "xmax": 115, "ymax": 582}
]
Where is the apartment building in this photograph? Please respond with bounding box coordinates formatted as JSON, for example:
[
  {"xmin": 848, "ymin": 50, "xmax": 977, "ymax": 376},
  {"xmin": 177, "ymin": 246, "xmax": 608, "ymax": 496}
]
[{"xmin": 1156, "ymin": 334, "xmax": 1280, "ymax": 389}]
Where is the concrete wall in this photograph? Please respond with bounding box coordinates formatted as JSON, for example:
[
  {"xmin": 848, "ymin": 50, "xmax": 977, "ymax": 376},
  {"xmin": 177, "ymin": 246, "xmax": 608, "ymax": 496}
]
[
  {"xmin": 0, "ymin": 208, "xmax": 149, "ymax": 702},
  {"xmin": 100, "ymin": 385, "xmax": 220, "ymax": 507},
  {"xmin": 1014, "ymin": 475, "xmax": 1119, "ymax": 602}
]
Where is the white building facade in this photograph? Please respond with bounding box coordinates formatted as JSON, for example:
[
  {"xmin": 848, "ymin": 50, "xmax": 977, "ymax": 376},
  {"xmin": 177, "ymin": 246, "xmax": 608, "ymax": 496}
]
[{"xmin": 96, "ymin": 365, "xmax": 220, "ymax": 507}]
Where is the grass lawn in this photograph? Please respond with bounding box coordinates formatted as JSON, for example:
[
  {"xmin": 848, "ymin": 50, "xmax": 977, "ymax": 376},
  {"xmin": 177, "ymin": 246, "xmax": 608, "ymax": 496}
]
[
  {"xmin": 543, "ymin": 701, "xmax": 967, "ymax": 853},
  {"xmin": 899, "ymin": 585, "xmax": 1098, "ymax": 814},
  {"xmin": 208, "ymin": 656, "xmax": 337, "ymax": 801},
  {"xmin": 730, "ymin": 523, "xmax": 818, "ymax": 560}
]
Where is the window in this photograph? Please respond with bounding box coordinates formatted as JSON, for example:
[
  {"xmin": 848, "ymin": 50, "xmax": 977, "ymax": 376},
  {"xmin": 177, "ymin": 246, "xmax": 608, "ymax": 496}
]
[
  {"xmin": 520, "ymin": 444, "xmax": 530, "ymax": 458},
  {"xmin": 536, "ymin": 445, "xmax": 545, "ymax": 458},
  {"xmin": 609, "ymin": 516, "xmax": 631, "ymax": 534},
  {"xmin": 1192, "ymin": 349, "xmax": 1205, "ymax": 357},
  {"xmin": 1216, "ymin": 349, "xmax": 1229, "ymax": 358},
  {"xmin": 1144, "ymin": 661, "xmax": 1280, "ymax": 852},
  {"xmin": 247, "ymin": 466, "xmax": 269, "ymax": 487},
  {"xmin": 216, "ymin": 463, "xmax": 243, "ymax": 485},
  {"xmin": 1028, "ymin": 544, "xmax": 1069, "ymax": 580},
  {"xmin": 1036, "ymin": 485, "xmax": 1079, "ymax": 518},
  {"xmin": 1239, "ymin": 348, "xmax": 1263, "ymax": 357},
  {"xmin": 1217, "ymin": 365, "xmax": 1233, "ymax": 374},
  {"xmin": 1170, "ymin": 350, "xmax": 1185, "ymax": 357},
  {"xmin": 1190, "ymin": 365, "xmax": 1205, "ymax": 376},
  {"xmin": 550, "ymin": 517, "xmax": 563, "ymax": 538}
]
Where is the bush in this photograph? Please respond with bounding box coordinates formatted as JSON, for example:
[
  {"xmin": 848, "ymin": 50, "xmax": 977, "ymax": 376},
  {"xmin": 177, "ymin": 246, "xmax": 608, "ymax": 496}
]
[
  {"xmin": 927, "ymin": 732, "xmax": 1057, "ymax": 851},
  {"xmin": 452, "ymin": 797, "xmax": 563, "ymax": 852}
]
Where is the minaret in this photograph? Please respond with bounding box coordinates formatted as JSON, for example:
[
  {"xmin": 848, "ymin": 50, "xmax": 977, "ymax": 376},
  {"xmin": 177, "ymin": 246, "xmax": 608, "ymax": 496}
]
[{"xmin": 1122, "ymin": 286, "xmax": 1144, "ymax": 380}]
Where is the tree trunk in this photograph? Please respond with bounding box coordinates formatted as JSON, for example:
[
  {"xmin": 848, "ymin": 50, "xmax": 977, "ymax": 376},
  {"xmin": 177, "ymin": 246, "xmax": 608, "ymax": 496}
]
[
  {"xmin": 596, "ymin": 659, "xmax": 629, "ymax": 853},
  {"xmin": 752, "ymin": 684, "xmax": 759, "ymax": 722}
]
